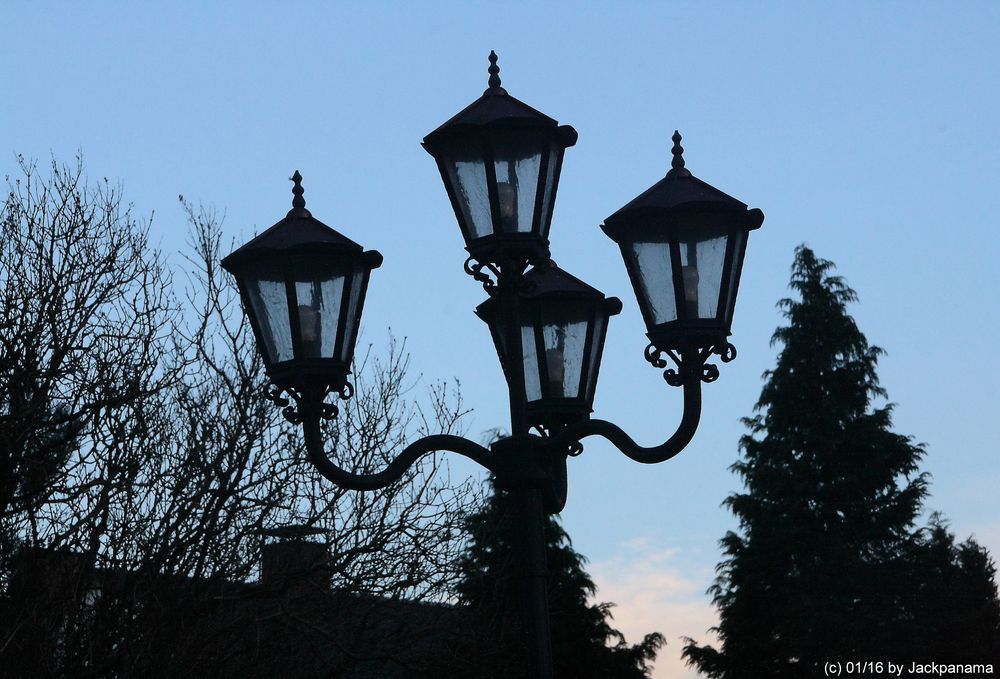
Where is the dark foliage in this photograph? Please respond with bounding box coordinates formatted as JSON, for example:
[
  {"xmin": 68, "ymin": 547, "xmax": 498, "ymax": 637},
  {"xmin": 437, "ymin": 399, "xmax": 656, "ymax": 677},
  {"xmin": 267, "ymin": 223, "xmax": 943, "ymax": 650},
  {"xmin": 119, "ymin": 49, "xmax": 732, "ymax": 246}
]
[
  {"xmin": 683, "ymin": 246, "xmax": 1000, "ymax": 676},
  {"xmin": 448, "ymin": 479, "xmax": 664, "ymax": 678}
]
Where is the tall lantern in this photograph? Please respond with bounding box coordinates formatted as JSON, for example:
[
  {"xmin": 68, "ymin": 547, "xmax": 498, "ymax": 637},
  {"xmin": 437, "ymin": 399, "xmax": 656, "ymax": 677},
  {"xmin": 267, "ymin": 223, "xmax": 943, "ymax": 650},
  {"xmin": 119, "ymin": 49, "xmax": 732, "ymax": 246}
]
[
  {"xmin": 602, "ymin": 132, "xmax": 764, "ymax": 352},
  {"xmin": 221, "ymin": 172, "xmax": 383, "ymax": 395},
  {"xmin": 476, "ymin": 262, "xmax": 622, "ymax": 428},
  {"xmin": 422, "ymin": 51, "xmax": 578, "ymax": 264}
]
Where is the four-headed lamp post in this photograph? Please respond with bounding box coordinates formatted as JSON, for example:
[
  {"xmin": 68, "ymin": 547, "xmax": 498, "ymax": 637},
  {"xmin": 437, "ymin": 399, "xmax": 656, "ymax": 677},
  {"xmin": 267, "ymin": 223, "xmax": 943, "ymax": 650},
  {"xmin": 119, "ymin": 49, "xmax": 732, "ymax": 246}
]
[{"xmin": 221, "ymin": 52, "xmax": 763, "ymax": 678}]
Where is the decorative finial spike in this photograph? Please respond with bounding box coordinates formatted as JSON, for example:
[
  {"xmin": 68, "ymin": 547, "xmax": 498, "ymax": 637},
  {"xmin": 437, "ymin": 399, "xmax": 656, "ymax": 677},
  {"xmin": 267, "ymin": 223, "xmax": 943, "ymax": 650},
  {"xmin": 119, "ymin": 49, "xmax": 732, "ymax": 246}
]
[
  {"xmin": 290, "ymin": 170, "xmax": 307, "ymax": 213},
  {"xmin": 667, "ymin": 130, "xmax": 690, "ymax": 177},
  {"xmin": 487, "ymin": 50, "xmax": 502, "ymax": 89},
  {"xmin": 671, "ymin": 131, "xmax": 685, "ymax": 170}
]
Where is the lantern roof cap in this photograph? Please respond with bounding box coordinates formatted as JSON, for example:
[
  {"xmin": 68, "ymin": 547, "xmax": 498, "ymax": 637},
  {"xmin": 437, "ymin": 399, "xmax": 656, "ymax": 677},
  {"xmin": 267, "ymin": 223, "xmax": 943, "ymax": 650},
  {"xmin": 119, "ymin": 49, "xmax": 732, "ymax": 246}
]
[
  {"xmin": 476, "ymin": 261, "xmax": 622, "ymax": 315},
  {"xmin": 422, "ymin": 51, "xmax": 577, "ymax": 151},
  {"xmin": 603, "ymin": 131, "xmax": 761, "ymax": 229},
  {"xmin": 221, "ymin": 171, "xmax": 372, "ymax": 270},
  {"xmin": 521, "ymin": 261, "xmax": 611, "ymax": 300}
]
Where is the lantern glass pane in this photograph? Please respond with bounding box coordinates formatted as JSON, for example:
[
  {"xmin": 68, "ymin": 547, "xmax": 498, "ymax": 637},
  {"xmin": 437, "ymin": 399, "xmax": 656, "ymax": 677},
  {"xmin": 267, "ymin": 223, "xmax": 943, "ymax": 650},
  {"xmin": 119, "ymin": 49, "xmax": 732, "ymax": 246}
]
[
  {"xmin": 723, "ymin": 229, "xmax": 745, "ymax": 321},
  {"xmin": 442, "ymin": 142, "xmax": 492, "ymax": 240},
  {"xmin": 536, "ymin": 142, "xmax": 562, "ymax": 238},
  {"xmin": 678, "ymin": 230, "xmax": 728, "ymax": 320},
  {"xmin": 340, "ymin": 269, "xmax": 366, "ymax": 363},
  {"xmin": 521, "ymin": 324, "xmax": 542, "ymax": 402},
  {"xmin": 629, "ymin": 241, "xmax": 677, "ymax": 325},
  {"xmin": 584, "ymin": 314, "xmax": 606, "ymax": 401},
  {"xmin": 492, "ymin": 131, "xmax": 543, "ymax": 234},
  {"xmin": 245, "ymin": 263, "xmax": 293, "ymax": 363},
  {"xmin": 541, "ymin": 303, "xmax": 588, "ymax": 399},
  {"xmin": 293, "ymin": 272, "xmax": 344, "ymax": 359}
]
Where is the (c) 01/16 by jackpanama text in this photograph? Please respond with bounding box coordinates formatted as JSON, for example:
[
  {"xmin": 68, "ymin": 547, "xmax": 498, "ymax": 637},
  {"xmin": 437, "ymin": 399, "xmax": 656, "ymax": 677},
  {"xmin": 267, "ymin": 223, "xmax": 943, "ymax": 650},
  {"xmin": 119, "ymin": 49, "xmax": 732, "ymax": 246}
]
[{"xmin": 824, "ymin": 660, "xmax": 995, "ymax": 676}]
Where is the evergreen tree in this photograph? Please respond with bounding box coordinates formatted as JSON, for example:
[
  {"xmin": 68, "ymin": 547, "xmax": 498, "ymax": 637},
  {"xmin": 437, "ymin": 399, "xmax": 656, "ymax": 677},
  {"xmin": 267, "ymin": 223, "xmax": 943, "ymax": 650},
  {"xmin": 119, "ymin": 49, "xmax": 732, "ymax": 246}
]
[
  {"xmin": 451, "ymin": 479, "xmax": 664, "ymax": 678},
  {"xmin": 683, "ymin": 246, "xmax": 1000, "ymax": 676}
]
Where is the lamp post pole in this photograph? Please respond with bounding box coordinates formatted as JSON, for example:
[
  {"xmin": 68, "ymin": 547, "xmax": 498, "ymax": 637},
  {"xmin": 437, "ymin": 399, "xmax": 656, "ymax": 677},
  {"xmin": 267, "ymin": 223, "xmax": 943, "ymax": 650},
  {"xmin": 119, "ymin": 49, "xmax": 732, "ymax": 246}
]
[
  {"xmin": 497, "ymin": 256, "xmax": 555, "ymax": 678},
  {"xmin": 221, "ymin": 52, "xmax": 763, "ymax": 679}
]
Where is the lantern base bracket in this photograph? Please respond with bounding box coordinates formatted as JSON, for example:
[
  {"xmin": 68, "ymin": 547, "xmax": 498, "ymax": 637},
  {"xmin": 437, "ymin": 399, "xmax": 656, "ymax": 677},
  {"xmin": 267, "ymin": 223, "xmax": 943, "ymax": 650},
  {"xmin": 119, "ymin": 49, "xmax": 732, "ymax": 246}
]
[
  {"xmin": 266, "ymin": 382, "xmax": 353, "ymax": 424},
  {"xmin": 643, "ymin": 341, "xmax": 737, "ymax": 386},
  {"xmin": 463, "ymin": 255, "xmax": 501, "ymax": 293}
]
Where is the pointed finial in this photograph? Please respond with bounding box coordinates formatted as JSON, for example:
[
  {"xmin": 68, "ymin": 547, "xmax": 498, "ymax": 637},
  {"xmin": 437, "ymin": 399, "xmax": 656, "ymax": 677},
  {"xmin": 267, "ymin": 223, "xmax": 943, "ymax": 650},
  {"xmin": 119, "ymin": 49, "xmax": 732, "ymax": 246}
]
[
  {"xmin": 288, "ymin": 170, "xmax": 311, "ymax": 217},
  {"xmin": 488, "ymin": 50, "xmax": 502, "ymax": 89},
  {"xmin": 484, "ymin": 51, "xmax": 507, "ymax": 95},
  {"xmin": 667, "ymin": 130, "xmax": 690, "ymax": 178}
]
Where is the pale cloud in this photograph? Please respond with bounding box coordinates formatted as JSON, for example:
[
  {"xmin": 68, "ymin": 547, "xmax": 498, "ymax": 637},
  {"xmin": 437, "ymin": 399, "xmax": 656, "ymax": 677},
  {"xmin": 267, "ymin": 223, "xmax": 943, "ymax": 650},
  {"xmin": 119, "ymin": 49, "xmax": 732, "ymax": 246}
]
[{"xmin": 589, "ymin": 539, "xmax": 720, "ymax": 679}]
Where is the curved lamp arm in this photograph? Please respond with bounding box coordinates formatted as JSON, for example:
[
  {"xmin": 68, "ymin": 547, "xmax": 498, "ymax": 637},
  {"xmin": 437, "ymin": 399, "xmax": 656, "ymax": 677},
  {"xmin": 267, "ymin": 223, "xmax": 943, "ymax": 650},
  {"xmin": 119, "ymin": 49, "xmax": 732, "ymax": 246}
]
[
  {"xmin": 551, "ymin": 376, "xmax": 702, "ymax": 464},
  {"xmin": 302, "ymin": 417, "xmax": 496, "ymax": 491}
]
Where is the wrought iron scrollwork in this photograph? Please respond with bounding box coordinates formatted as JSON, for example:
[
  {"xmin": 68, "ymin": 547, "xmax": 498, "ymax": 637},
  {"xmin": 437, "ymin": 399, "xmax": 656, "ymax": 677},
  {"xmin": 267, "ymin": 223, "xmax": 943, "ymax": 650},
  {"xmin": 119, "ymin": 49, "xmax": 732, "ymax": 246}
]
[
  {"xmin": 644, "ymin": 340, "xmax": 739, "ymax": 386},
  {"xmin": 265, "ymin": 381, "xmax": 354, "ymax": 424},
  {"xmin": 714, "ymin": 341, "xmax": 737, "ymax": 363},
  {"xmin": 531, "ymin": 422, "xmax": 584, "ymax": 457},
  {"xmin": 463, "ymin": 256, "xmax": 500, "ymax": 294},
  {"xmin": 698, "ymin": 341, "xmax": 737, "ymax": 384},
  {"xmin": 644, "ymin": 343, "xmax": 686, "ymax": 386},
  {"xmin": 265, "ymin": 384, "xmax": 303, "ymax": 423}
]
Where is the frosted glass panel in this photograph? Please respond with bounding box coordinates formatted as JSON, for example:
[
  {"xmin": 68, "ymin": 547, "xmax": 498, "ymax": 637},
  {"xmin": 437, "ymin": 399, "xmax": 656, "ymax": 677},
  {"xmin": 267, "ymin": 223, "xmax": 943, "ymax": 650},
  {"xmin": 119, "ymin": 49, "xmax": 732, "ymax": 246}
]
[
  {"xmin": 340, "ymin": 270, "xmax": 365, "ymax": 362},
  {"xmin": 443, "ymin": 143, "xmax": 492, "ymax": 240},
  {"xmin": 492, "ymin": 131, "xmax": 542, "ymax": 234},
  {"xmin": 541, "ymin": 306, "xmax": 587, "ymax": 398},
  {"xmin": 679, "ymin": 235, "xmax": 727, "ymax": 319},
  {"xmin": 584, "ymin": 315, "xmax": 606, "ymax": 401},
  {"xmin": 630, "ymin": 241, "xmax": 676, "ymax": 325},
  {"xmin": 294, "ymin": 273, "xmax": 344, "ymax": 359},
  {"xmin": 723, "ymin": 230, "xmax": 744, "ymax": 320},
  {"xmin": 521, "ymin": 324, "xmax": 542, "ymax": 402},
  {"xmin": 536, "ymin": 143, "xmax": 561, "ymax": 236},
  {"xmin": 246, "ymin": 265, "xmax": 292, "ymax": 363}
]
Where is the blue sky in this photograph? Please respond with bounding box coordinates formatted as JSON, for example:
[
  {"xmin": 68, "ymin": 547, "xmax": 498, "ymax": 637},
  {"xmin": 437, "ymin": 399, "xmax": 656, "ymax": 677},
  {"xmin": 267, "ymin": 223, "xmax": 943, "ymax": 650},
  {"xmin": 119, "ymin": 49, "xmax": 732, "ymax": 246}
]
[{"xmin": 5, "ymin": 3, "xmax": 999, "ymax": 676}]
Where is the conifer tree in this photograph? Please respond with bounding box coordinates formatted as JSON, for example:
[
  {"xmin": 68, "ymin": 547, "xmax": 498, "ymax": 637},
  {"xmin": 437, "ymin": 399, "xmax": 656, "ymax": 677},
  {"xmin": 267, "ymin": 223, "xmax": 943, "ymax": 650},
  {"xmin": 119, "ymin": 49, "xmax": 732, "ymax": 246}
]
[
  {"xmin": 452, "ymin": 479, "xmax": 664, "ymax": 678},
  {"xmin": 683, "ymin": 246, "xmax": 1000, "ymax": 676}
]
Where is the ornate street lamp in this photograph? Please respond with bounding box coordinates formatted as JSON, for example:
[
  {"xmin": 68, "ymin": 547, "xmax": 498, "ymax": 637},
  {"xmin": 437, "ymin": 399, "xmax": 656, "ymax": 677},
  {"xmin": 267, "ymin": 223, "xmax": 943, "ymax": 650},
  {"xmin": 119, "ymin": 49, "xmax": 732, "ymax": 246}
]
[
  {"xmin": 223, "ymin": 53, "xmax": 762, "ymax": 679},
  {"xmin": 475, "ymin": 261, "xmax": 622, "ymax": 430},
  {"xmin": 220, "ymin": 172, "xmax": 383, "ymax": 405},
  {"xmin": 422, "ymin": 51, "xmax": 578, "ymax": 265},
  {"xmin": 601, "ymin": 131, "xmax": 764, "ymax": 383}
]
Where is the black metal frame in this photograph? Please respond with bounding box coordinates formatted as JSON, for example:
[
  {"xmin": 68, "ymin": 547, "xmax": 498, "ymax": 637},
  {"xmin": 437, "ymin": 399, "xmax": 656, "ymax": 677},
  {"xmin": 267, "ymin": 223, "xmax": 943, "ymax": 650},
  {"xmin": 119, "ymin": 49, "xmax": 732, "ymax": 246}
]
[{"xmin": 225, "ymin": 60, "xmax": 762, "ymax": 679}]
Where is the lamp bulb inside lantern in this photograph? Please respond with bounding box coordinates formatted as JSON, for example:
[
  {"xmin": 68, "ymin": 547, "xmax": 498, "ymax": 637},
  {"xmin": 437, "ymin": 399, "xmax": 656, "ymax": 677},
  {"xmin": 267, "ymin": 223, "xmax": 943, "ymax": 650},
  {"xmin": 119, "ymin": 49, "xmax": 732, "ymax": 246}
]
[
  {"xmin": 682, "ymin": 265, "xmax": 699, "ymax": 318},
  {"xmin": 497, "ymin": 181, "xmax": 517, "ymax": 232},
  {"xmin": 546, "ymin": 346, "xmax": 564, "ymax": 397},
  {"xmin": 298, "ymin": 304, "xmax": 320, "ymax": 355}
]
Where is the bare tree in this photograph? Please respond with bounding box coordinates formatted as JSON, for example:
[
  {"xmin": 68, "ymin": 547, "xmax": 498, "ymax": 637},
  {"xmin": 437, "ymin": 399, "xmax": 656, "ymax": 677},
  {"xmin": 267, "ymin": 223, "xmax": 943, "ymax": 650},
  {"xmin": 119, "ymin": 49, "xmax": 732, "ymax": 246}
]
[
  {"xmin": 0, "ymin": 158, "xmax": 481, "ymax": 677},
  {"xmin": 0, "ymin": 155, "xmax": 176, "ymax": 541}
]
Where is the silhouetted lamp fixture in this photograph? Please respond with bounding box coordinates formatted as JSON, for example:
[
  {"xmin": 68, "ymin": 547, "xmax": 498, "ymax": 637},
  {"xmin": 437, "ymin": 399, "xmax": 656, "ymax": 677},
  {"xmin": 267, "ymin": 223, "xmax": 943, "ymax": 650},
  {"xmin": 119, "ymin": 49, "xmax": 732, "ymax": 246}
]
[
  {"xmin": 602, "ymin": 131, "xmax": 763, "ymax": 361},
  {"xmin": 220, "ymin": 171, "xmax": 382, "ymax": 401},
  {"xmin": 422, "ymin": 51, "xmax": 578, "ymax": 264},
  {"xmin": 475, "ymin": 261, "xmax": 622, "ymax": 429},
  {"xmin": 222, "ymin": 53, "xmax": 763, "ymax": 679}
]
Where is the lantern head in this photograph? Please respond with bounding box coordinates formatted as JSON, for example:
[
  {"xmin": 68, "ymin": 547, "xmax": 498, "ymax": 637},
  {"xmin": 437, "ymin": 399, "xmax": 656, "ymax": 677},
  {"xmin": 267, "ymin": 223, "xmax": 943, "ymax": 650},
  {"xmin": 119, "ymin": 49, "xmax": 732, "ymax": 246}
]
[
  {"xmin": 601, "ymin": 132, "xmax": 763, "ymax": 352},
  {"xmin": 476, "ymin": 262, "xmax": 621, "ymax": 429},
  {"xmin": 422, "ymin": 51, "xmax": 577, "ymax": 265},
  {"xmin": 221, "ymin": 172, "xmax": 383, "ymax": 395}
]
